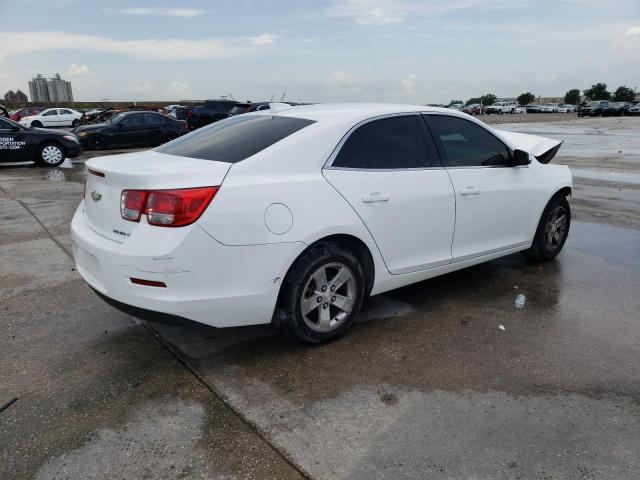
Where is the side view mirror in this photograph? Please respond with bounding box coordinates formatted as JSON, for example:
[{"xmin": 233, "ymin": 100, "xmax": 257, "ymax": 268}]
[{"xmin": 512, "ymin": 149, "xmax": 531, "ymax": 166}]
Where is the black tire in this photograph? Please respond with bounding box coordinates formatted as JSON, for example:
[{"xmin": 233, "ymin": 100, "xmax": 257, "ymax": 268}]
[
  {"xmin": 523, "ymin": 194, "xmax": 570, "ymax": 261},
  {"xmin": 276, "ymin": 242, "xmax": 366, "ymax": 344},
  {"xmin": 198, "ymin": 117, "xmax": 212, "ymax": 128},
  {"xmin": 36, "ymin": 142, "xmax": 66, "ymax": 167},
  {"xmin": 498, "ymin": 110, "xmax": 504, "ymax": 115},
  {"xmin": 71, "ymin": 119, "xmax": 79, "ymax": 127},
  {"xmin": 32, "ymin": 120, "xmax": 43, "ymax": 128},
  {"xmin": 87, "ymin": 134, "xmax": 107, "ymax": 151}
]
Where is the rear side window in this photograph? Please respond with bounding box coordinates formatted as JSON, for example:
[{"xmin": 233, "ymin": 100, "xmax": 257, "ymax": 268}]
[
  {"xmin": 333, "ymin": 115, "xmax": 432, "ymax": 169},
  {"xmin": 426, "ymin": 115, "xmax": 511, "ymax": 167},
  {"xmin": 156, "ymin": 115, "xmax": 315, "ymax": 163}
]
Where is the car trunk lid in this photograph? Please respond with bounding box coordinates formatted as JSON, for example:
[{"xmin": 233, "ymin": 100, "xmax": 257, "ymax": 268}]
[{"xmin": 83, "ymin": 151, "xmax": 230, "ymax": 242}]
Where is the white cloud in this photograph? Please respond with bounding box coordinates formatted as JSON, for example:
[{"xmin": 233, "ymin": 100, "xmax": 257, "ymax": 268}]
[
  {"xmin": 0, "ymin": 31, "xmax": 242, "ymax": 61},
  {"xmin": 128, "ymin": 81, "xmax": 153, "ymax": 93},
  {"xmin": 250, "ymin": 33, "xmax": 280, "ymax": 45},
  {"xmin": 302, "ymin": 38, "xmax": 320, "ymax": 43},
  {"xmin": 167, "ymin": 81, "xmax": 196, "ymax": 99},
  {"xmin": 401, "ymin": 73, "xmax": 418, "ymax": 95},
  {"xmin": 105, "ymin": 7, "xmax": 204, "ymax": 18},
  {"xmin": 625, "ymin": 26, "xmax": 640, "ymax": 35},
  {"xmin": 326, "ymin": 70, "xmax": 368, "ymax": 90},
  {"xmin": 67, "ymin": 64, "xmax": 93, "ymax": 76},
  {"xmin": 329, "ymin": 0, "xmax": 518, "ymax": 26}
]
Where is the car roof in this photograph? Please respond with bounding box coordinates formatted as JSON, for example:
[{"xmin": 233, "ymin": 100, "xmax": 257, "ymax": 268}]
[{"xmin": 263, "ymin": 103, "xmax": 457, "ymax": 124}]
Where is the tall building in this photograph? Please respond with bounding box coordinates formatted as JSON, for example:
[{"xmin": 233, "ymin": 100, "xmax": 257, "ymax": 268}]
[
  {"xmin": 28, "ymin": 73, "xmax": 74, "ymax": 103},
  {"xmin": 4, "ymin": 89, "xmax": 29, "ymax": 103}
]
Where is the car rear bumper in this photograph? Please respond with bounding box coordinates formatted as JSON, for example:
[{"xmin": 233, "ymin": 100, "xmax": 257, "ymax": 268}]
[{"xmin": 70, "ymin": 202, "xmax": 307, "ymax": 328}]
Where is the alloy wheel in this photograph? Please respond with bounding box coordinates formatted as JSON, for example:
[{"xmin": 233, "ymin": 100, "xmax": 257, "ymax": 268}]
[
  {"xmin": 300, "ymin": 262, "xmax": 356, "ymax": 333},
  {"xmin": 544, "ymin": 206, "xmax": 567, "ymax": 251}
]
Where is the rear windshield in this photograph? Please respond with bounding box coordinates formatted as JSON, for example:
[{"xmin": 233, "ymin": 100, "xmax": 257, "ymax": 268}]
[{"xmin": 156, "ymin": 114, "xmax": 315, "ymax": 163}]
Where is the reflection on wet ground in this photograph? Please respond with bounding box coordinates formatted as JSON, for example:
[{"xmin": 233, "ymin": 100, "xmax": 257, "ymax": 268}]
[{"xmin": 152, "ymin": 220, "xmax": 640, "ymax": 478}]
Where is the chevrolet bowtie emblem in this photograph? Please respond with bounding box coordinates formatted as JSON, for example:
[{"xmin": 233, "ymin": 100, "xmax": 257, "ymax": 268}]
[{"xmin": 90, "ymin": 190, "xmax": 102, "ymax": 202}]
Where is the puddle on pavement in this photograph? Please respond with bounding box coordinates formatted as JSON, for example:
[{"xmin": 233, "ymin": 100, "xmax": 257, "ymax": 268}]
[{"xmin": 357, "ymin": 294, "xmax": 414, "ymax": 323}]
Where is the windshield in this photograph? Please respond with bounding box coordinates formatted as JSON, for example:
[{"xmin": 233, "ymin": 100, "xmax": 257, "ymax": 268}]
[{"xmin": 587, "ymin": 101, "xmax": 601, "ymax": 106}]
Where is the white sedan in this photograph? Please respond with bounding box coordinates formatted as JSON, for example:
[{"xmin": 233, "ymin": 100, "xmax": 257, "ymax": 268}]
[
  {"xmin": 20, "ymin": 108, "xmax": 82, "ymax": 128},
  {"xmin": 71, "ymin": 103, "xmax": 572, "ymax": 344}
]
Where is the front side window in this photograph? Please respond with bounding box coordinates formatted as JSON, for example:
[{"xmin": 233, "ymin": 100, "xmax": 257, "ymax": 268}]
[
  {"xmin": 333, "ymin": 115, "xmax": 431, "ymax": 169},
  {"xmin": 156, "ymin": 114, "xmax": 315, "ymax": 163},
  {"xmin": 426, "ymin": 115, "xmax": 511, "ymax": 167},
  {"xmin": 122, "ymin": 114, "xmax": 144, "ymax": 127},
  {"xmin": 0, "ymin": 117, "xmax": 14, "ymax": 129}
]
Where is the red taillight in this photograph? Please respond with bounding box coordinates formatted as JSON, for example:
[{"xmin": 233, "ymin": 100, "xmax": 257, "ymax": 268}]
[
  {"xmin": 121, "ymin": 189, "xmax": 147, "ymax": 222},
  {"xmin": 120, "ymin": 187, "xmax": 218, "ymax": 227}
]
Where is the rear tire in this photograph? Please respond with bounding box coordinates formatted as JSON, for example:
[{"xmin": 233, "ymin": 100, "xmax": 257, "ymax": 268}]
[
  {"xmin": 32, "ymin": 120, "xmax": 43, "ymax": 128},
  {"xmin": 523, "ymin": 194, "xmax": 570, "ymax": 261},
  {"xmin": 277, "ymin": 242, "xmax": 366, "ymax": 344},
  {"xmin": 71, "ymin": 119, "xmax": 79, "ymax": 127},
  {"xmin": 36, "ymin": 142, "xmax": 66, "ymax": 167}
]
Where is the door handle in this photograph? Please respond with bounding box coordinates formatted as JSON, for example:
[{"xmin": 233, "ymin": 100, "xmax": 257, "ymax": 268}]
[
  {"xmin": 362, "ymin": 192, "xmax": 389, "ymax": 203},
  {"xmin": 459, "ymin": 186, "xmax": 480, "ymax": 195}
]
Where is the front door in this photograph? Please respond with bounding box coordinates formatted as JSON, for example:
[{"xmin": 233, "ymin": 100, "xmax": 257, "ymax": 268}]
[
  {"xmin": 424, "ymin": 114, "xmax": 541, "ymax": 261},
  {"xmin": 0, "ymin": 118, "xmax": 32, "ymax": 162},
  {"xmin": 40, "ymin": 109, "xmax": 60, "ymax": 127},
  {"xmin": 323, "ymin": 114, "xmax": 455, "ymax": 274}
]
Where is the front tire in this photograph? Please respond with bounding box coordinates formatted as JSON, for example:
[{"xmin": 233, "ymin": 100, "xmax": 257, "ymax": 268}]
[
  {"xmin": 86, "ymin": 134, "xmax": 107, "ymax": 150},
  {"xmin": 524, "ymin": 194, "xmax": 570, "ymax": 261},
  {"xmin": 32, "ymin": 120, "xmax": 43, "ymax": 128},
  {"xmin": 37, "ymin": 143, "xmax": 66, "ymax": 167},
  {"xmin": 277, "ymin": 242, "xmax": 366, "ymax": 344}
]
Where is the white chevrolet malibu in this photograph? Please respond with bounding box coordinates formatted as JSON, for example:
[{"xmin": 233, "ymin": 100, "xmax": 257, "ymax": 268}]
[{"xmin": 71, "ymin": 103, "xmax": 572, "ymax": 344}]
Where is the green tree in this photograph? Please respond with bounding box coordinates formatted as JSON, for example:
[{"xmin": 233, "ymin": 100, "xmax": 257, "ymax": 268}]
[
  {"xmin": 481, "ymin": 93, "xmax": 497, "ymax": 105},
  {"xmin": 613, "ymin": 86, "xmax": 635, "ymax": 102},
  {"xmin": 564, "ymin": 89, "xmax": 581, "ymax": 105},
  {"xmin": 466, "ymin": 97, "xmax": 482, "ymax": 105},
  {"xmin": 517, "ymin": 92, "xmax": 535, "ymax": 106},
  {"xmin": 583, "ymin": 83, "xmax": 611, "ymax": 100},
  {"xmin": 448, "ymin": 99, "xmax": 464, "ymax": 106}
]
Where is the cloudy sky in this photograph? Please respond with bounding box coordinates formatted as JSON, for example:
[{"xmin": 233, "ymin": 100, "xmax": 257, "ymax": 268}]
[{"xmin": 0, "ymin": 0, "xmax": 638, "ymax": 103}]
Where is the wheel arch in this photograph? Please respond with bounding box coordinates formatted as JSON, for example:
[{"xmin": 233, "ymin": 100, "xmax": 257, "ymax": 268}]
[{"xmin": 279, "ymin": 233, "xmax": 376, "ymax": 299}]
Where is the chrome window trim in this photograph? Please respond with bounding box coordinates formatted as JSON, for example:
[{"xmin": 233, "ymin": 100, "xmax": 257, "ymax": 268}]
[{"xmin": 323, "ymin": 112, "xmax": 436, "ymax": 171}]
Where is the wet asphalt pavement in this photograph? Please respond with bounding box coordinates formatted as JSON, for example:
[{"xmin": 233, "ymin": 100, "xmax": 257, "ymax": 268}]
[{"xmin": 1, "ymin": 117, "xmax": 639, "ymax": 479}]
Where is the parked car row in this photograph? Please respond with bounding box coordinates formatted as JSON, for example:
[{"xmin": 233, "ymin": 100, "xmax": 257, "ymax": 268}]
[{"xmin": 577, "ymin": 100, "xmax": 639, "ymax": 117}]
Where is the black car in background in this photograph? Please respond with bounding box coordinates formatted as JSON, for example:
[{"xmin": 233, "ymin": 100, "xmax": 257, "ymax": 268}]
[
  {"xmin": 186, "ymin": 99, "xmax": 238, "ymax": 129},
  {"xmin": 578, "ymin": 100, "xmax": 609, "ymax": 117},
  {"xmin": 73, "ymin": 111, "xmax": 189, "ymax": 150},
  {"xmin": 0, "ymin": 116, "xmax": 81, "ymax": 167},
  {"xmin": 603, "ymin": 102, "xmax": 631, "ymax": 116}
]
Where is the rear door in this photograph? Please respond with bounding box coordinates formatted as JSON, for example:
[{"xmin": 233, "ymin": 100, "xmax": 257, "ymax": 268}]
[
  {"xmin": 424, "ymin": 114, "xmax": 542, "ymax": 261},
  {"xmin": 323, "ymin": 114, "xmax": 455, "ymax": 274},
  {"xmin": 58, "ymin": 109, "xmax": 75, "ymax": 126},
  {"xmin": 142, "ymin": 113, "xmax": 164, "ymax": 146}
]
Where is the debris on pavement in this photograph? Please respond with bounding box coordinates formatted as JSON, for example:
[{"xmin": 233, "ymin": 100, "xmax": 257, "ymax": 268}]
[
  {"xmin": 499, "ymin": 325, "xmax": 506, "ymax": 331},
  {"xmin": 515, "ymin": 294, "xmax": 526, "ymax": 309}
]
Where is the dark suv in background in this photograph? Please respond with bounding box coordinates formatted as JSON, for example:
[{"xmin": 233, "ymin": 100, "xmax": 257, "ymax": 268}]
[
  {"xmin": 578, "ymin": 100, "xmax": 609, "ymax": 117},
  {"xmin": 186, "ymin": 99, "xmax": 238, "ymax": 129}
]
